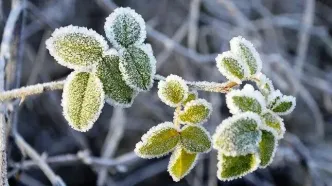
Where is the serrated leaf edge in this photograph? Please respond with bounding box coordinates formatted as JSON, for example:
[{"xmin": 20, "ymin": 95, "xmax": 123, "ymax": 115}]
[
  {"xmin": 178, "ymin": 99, "xmax": 212, "ymax": 125},
  {"xmin": 62, "ymin": 71, "xmax": 105, "ymax": 132},
  {"xmin": 134, "ymin": 122, "xmax": 180, "ymax": 159},
  {"xmin": 226, "ymin": 84, "xmax": 266, "ymax": 114},
  {"xmin": 46, "ymin": 25, "xmax": 109, "ymax": 70},
  {"xmin": 104, "ymin": 7, "xmax": 146, "ymax": 49},
  {"xmin": 167, "ymin": 146, "xmax": 199, "ymax": 182},
  {"xmin": 212, "ymin": 112, "xmax": 263, "ymax": 156}
]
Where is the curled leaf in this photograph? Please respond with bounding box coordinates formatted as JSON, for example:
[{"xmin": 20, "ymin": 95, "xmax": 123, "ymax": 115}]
[
  {"xmin": 230, "ymin": 36, "xmax": 262, "ymax": 76},
  {"xmin": 215, "ymin": 51, "xmax": 245, "ymax": 84},
  {"xmin": 226, "ymin": 84, "xmax": 266, "ymax": 114},
  {"xmin": 104, "ymin": 7, "xmax": 146, "ymax": 48},
  {"xmin": 178, "ymin": 99, "xmax": 212, "ymax": 125},
  {"xmin": 119, "ymin": 44, "xmax": 156, "ymax": 91},
  {"xmin": 168, "ymin": 147, "xmax": 198, "ymax": 182},
  {"xmin": 46, "ymin": 25, "xmax": 108, "ymax": 70},
  {"xmin": 182, "ymin": 91, "xmax": 198, "ymax": 105},
  {"xmin": 135, "ymin": 122, "xmax": 180, "ymax": 158},
  {"xmin": 271, "ymin": 95, "xmax": 296, "ymax": 115},
  {"xmin": 96, "ymin": 49, "xmax": 137, "ymax": 107},
  {"xmin": 258, "ymin": 130, "xmax": 278, "ymax": 168},
  {"xmin": 158, "ymin": 75, "xmax": 189, "ymax": 107},
  {"xmin": 62, "ymin": 71, "xmax": 105, "ymax": 132},
  {"xmin": 261, "ymin": 111, "xmax": 285, "ymax": 139},
  {"xmin": 180, "ymin": 125, "xmax": 212, "ymax": 153},
  {"xmin": 217, "ymin": 152, "xmax": 260, "ymax": 181},
  {"xmin": 212, "ymin": 112, "xmax": 262, "ymax": 156}
]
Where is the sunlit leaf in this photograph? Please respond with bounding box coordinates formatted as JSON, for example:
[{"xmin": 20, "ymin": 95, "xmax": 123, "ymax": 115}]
[
  {"xmin": 168, "ymin": 147, "xmax": 198, "ymax": 182},
  {"xmin": 180, "ymin": 125, "xmax": 211, "ymax": 153},
  {"xmin": 135, "ymin": 122, "xmax": 180, "ymax": 158},
  {"xmin": 178, "ymin": 99, "xmax": 212, "ymax": 125},
  {"xmin": 182, "ymin": 91, "xmax": 198, "ymax": 105},
  {"xmin": 62, "ymin": 71, "xmax": 105, "ymax": 132},
  {"xmin": 46, "ymin": 25, "xmax": 108, "ymax": 70}
]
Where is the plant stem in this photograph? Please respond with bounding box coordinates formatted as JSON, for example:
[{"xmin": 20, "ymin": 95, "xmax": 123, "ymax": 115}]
[{"xmin": 0, "ymin": 74, "xmax": 238, "ymax": 103}]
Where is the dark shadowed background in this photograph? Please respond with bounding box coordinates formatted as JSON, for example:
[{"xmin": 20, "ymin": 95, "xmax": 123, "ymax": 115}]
[{"xmin": 1, "ymin": 0, "xmax": 332, "ymax": 185}]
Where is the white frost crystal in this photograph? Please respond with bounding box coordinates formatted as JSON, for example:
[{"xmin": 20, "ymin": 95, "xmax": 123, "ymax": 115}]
[
  {"xmin": 46, "ymin": 25, "xmax": 108, "ymax": 70},
  {"xmin": 104, "ymin": 7, "xmax": 146, "ymax": 48},
  {"xmin": 230, "ymin": 36, "xmax": 262, "ymax": 76},
  {"xmin": 216, "ymin": 51, "xmax": 246, "ymax": 84}
]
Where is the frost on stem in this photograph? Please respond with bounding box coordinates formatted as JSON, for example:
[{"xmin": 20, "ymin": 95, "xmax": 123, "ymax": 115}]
[
  {"xmin": 216, "ymin": 51, "xmax": 245, "ymax": 84},
  {"xmin": 178, "ymin": 99, "xmax": 212, "ymax": 125},
  {"xmin": 62, "ymin": 71, "xmax": 105, "ymax": 132},
  {"xmin": 104, "ymin": 7, "xmax": 146, "ymax": 48},
  {"xmin": 213, "ymin": 112, "xmax": 262, "ymax": 156},
  {"xmin": 157, "ymin": 74, "xmax": 189, "ymax": 107},
  {"xmin": 180, "ymin": 125, "xmax": 212, "ymax": 154},
  {"xmin": 46, "ymin": 25, "xmax": 108, "ymax": 70},
  {"xmin": 134, "ymin": 122, "xmax": 180, "ymax": 158},
  {"xmin": 168, "ymin": 147, "xmax": 198, "ymax": 182},
  {"xmin": 96, "ymin": 49, "xmax": 137, "ymax": 108},
  {"xmin": 119, "ymin": 44, "xmax": 156, "ymax": 91},
  {"xmin": 258, "ymin": 130, "xmax": 278, "ymax": 168},
  {"xmin": 226, "ymin": 84, "xmax": 266, "ymax": 115},
  {"xmin": 217, "ymin": 152, "xmax": 260, "ymax": 181},
  {"xmin": 230, "ymin": 36, "xmax": 262, "ymax": 76}
]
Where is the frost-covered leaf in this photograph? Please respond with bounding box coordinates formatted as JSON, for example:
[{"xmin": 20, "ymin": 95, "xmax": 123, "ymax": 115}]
[
  {"xmin": 271, "ymin": 95, "xmax": 296, "ymax": 115},
  {"xmin": 180, "ymin": 125, "xmax": 211, "ymax": 153},
  {"xmin": 135, "ymin": 122, "xmax": 180, "ymax": 158},
  {"xmin": 178, "ymin": 99, "xmax": 212, "ymax": 125},
  {"xmin": 261, "ymin": 111, "xmax": 285, "ymax": 139},
  {"xmin": 258, "ymin": 130, "xmax": 277, "ymax": 168},
  {"xmin": 255, "ymin": 73, "xmax": 274, "ymax": 96},
  {"xmin": 267, "ymin": 90, "xmax": 282, "ymax": 108},
  {"xmin": 230, "ymin": 36, "xmax": 262, "ymax": 76},
  {"xmin": 119, "ymin": 44, "xmax": 156, "ymax": 91},
  {"xmin": 96, "ymin": 49, "xmax": 137, "ymax": 108},
  {"xmin": 215, "ymin": 51, "xmax": 245, "ymax": 84},
  {"xmin": 212, "ymin": 112, "xmax": 262, "ymax": 156},
  {"xmin": 62, "ymin": 71, "xmax": 105, "ymax": 132},
  {"xmin": 158, "ymin": 75, "xmax": 188, "ymax": 107},
  {"xmin": 226, "ymin": 84, "xmax": 266, "ymax": 114},
  {"xmin": 46, "ymin": 25, "xmax": 108, "ymax": 70},
  {"xmin": 104, "ymin": 7, "xmax": 146, "ymax": 48},
  {"xmin": 217, "ymin": 152, "xmax": 260, "ymax": 181},
  {"xmin": 182, "ymin": 91, "xmax": 198, "ymax": 105},
  {"xmin": 168, "ymin": 147, "xmax": 198, "ymax": 182}
]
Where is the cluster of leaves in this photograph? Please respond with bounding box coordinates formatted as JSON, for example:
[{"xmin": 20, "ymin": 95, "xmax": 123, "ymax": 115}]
[
  {"xmin": 212, "ymin": 36, "xmax": 296, "ymax": 181},
  {"xmin": 135, "ymin": 75, "xmax": 213, "ymax": 181},
  {"xmin": 46, "ymin": 7, "xmax": 156, "ymax": 131}
]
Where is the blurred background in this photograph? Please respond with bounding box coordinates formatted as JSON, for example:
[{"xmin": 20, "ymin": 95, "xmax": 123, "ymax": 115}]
[{"xmin": 1, "ymin": 0, "xmax": 332, "ymax": 185}]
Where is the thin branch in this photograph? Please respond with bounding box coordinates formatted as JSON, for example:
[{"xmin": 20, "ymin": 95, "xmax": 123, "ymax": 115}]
[{"xmin": 0, "ymin": 80, "xmax": 65, "ymax": 102}]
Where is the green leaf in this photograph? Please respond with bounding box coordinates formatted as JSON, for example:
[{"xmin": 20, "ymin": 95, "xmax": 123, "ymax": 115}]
[
  {"xmin": 271, "ymin": 95, "xmax": 296, "ymax": 115},
  {"xmin": 182, "ymin": 91, "xmax": 198, "ymax": 105},
  {"xmin": 157, "ymin": 75, "xmax": 189, "ymax": 107},
  {"xmin": 261, "ymin": 111, "xmax": 285, "ymax": 139},
  {"xmin": 178, "ymin": 99, "xmax": 212, "ymax": 125},
  {"xmin": 180, "ymin": 125, "xmax": 211, "ymax": 153},
  {"xmin": 62, "ymin": 71, "xmax": 105, "ymax": 132},
  {"xmin": 217, "ymin": 152, "xmax": 260, "ymax": 181},
  {"xmin": 216, "ymin": 51, "xmax": 245, "ymax": 83},
  {"xmin": 168, "ymin": 147, "xmax": 198, "ymax": 182},
  {"xmin": 226, "ymin": 84, "xmax": 265, "ymax": 114},
  {"xmin": 96, "ymin": 50, "xmax": 137, "ymax": 108},
  {"xmin": 255, "ymin": 73, "xmax": 274, "ymax": 96},
  {"xmin": 119, "ymin": 44, "xmax": 156, "ymax": 91},
  {"xmin": 135, "ymin": 122, "xmax": 180, "ymax": 158},
  {"xmin": 46, "ymin": 25, "xmax": 108, "ymax": 70},
  {"xmin": 258, "ymin": 130, "xmax": 277, "ymax": 168},
  {"xmin": 212, "ymin": 112, "xmax": 262, "ymax": 156},
  {"xmin": 230, "ymin": 36, "xmax": 262, "ymax": 76},
  {"xmin": 104, "ymin": 7, "xmax": 146, "ymax": 48}
]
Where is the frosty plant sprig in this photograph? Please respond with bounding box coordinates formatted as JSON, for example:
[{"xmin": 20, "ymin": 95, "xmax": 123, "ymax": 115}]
[{"xmin": 0, "ymin": 7, "xmax": 296, "ymax": 182}]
